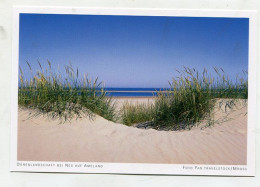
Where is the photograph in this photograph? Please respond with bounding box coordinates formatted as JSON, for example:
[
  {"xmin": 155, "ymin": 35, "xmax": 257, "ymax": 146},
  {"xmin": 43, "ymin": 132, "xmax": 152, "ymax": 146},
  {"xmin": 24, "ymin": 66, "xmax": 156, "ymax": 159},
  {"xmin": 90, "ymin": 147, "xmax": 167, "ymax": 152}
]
[{"xmin": 11, "ymin": 7, "xmax": 256, "ymax": 176}]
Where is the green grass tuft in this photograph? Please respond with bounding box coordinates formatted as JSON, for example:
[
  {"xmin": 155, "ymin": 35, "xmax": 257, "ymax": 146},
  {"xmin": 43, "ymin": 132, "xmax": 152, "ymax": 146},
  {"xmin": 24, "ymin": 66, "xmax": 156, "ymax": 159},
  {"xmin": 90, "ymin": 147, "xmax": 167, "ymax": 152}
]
[
  {"xmin": 121, "ymin": 67, "xmax": 248, "ymax": 130},
  {"xmin": 120, "ymin": 102, "xmax": 154, "ymax": 126},
  {"xmin": 18, "ymin": 61, "xmax": 117, "ymax": 123}
]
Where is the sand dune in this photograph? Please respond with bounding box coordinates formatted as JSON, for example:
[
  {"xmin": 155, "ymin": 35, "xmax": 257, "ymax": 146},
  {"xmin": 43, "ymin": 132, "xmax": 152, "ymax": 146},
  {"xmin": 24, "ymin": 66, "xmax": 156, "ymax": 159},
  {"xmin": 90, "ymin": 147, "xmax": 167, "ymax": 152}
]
[{"xmin": 17, "ymin": 98, "xmax": 247, "ymax": 165}]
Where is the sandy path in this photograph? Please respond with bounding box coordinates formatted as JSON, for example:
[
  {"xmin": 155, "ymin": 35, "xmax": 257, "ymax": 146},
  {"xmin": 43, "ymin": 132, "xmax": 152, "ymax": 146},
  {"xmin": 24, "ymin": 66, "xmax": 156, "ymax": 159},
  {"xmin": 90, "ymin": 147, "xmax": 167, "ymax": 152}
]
[{"xmin": 17, "ymin": 99, "xmax": 247, "ymax": 165}]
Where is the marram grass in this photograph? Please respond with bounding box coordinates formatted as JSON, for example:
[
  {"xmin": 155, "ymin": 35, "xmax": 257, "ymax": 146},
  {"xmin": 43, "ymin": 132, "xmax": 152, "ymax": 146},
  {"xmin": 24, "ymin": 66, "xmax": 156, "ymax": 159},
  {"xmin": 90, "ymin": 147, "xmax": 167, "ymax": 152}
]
[
  {"xmin": 121, "ymin": 67, "xmax": 248, "ymax": 130},
  {"xmin": 120, "ymin": 102, "xmax": 154, "ymax": 126},
  {"xmin": 19, "ymin": 62, "xmax": 248, "ymax": 130},
  {"xmin": 18, "ymin": 61, "xmax": 117, "ymax": 122}
]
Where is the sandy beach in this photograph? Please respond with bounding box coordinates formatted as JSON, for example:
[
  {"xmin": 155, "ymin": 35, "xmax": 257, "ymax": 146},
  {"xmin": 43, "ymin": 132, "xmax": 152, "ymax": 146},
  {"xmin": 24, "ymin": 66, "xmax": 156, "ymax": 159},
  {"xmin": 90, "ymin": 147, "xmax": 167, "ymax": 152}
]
[
  {"xmin": 112, "ymin": 97, "xmax": 155, "ymax": 110},
  {"xmin": 17, "ymin": 98, "xmax": 247, "ymax": 165}
]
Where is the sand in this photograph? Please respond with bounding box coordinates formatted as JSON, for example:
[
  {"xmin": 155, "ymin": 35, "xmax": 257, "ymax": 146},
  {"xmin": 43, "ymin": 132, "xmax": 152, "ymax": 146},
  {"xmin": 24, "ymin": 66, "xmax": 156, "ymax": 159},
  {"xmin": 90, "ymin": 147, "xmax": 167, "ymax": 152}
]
[
  {"xmin": 112, "ymin": 97, "xmax": 155, "ymax": 111},
  {"xmin": 17, "ymin": 98, "xmax": 247, "ymax": 165}
]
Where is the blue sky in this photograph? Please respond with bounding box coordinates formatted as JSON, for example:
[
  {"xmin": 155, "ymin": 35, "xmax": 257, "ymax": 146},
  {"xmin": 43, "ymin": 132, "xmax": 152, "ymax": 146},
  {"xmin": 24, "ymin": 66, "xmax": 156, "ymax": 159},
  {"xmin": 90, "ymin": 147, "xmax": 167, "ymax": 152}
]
[{"xmin": 19, "ymin": 14, "xmax": 249, "ymax": 88}]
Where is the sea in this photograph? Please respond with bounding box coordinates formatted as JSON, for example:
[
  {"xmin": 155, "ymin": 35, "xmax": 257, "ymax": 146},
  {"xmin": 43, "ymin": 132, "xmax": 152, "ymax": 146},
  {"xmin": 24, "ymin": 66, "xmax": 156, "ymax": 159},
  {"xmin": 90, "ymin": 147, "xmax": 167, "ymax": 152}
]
[{"xmin": 104, "ymin": 88, "xmax": 167, "ymax": 97}]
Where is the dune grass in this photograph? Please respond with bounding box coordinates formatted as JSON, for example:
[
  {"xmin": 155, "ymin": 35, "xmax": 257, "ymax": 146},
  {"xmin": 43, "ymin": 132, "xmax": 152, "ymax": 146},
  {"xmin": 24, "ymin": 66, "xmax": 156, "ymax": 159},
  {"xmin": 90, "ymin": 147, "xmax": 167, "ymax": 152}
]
[
  {"xmin": 19, "ymin": 62, "xmax": 247, "ymax": 129},
  {"xmin": 18, "ymin": 61, "xmax": 117, "ymax": 122},
  {"xmin": 120, "ymin": 102, "xmax": 154, "ymax": 126},
  {"xmin": 121, "ymin": 67, "xmax": 248, "ymax": 130}
]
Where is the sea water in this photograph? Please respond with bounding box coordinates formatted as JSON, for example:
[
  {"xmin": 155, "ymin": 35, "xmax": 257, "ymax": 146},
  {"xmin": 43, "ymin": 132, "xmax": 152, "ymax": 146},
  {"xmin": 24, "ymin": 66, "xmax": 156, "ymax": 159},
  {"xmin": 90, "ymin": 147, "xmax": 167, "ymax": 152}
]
[{"xmin": 104, "ymin": 88, "xmax": 167, "ymax": 97}]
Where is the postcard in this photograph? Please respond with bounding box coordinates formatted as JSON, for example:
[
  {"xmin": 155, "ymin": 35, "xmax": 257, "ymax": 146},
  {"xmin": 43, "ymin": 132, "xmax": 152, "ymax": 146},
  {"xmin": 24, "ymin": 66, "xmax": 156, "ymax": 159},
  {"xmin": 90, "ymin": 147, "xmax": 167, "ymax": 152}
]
[{"xmin": 10, "ymin": 6, "xmax": 257, "ymax": 176}]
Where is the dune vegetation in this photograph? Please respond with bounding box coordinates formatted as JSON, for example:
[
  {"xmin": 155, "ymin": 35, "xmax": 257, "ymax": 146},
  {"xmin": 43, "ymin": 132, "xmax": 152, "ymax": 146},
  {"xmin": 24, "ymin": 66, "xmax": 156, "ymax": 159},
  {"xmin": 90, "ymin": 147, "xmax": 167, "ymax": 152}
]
[
  {"xmin": 19, "ymin": 61, "xmax": 248, "ymax": 130},
  {"xmin": 121, "ymin": 102, "xmax": 154, "ymax": 126},
  {"xmin": 121, "ymin": 67, "xmax": 248, "ymax": 130},
  {"xmin": 18, "ymin": 61, "xmax": 117, "ymax": 122}
]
